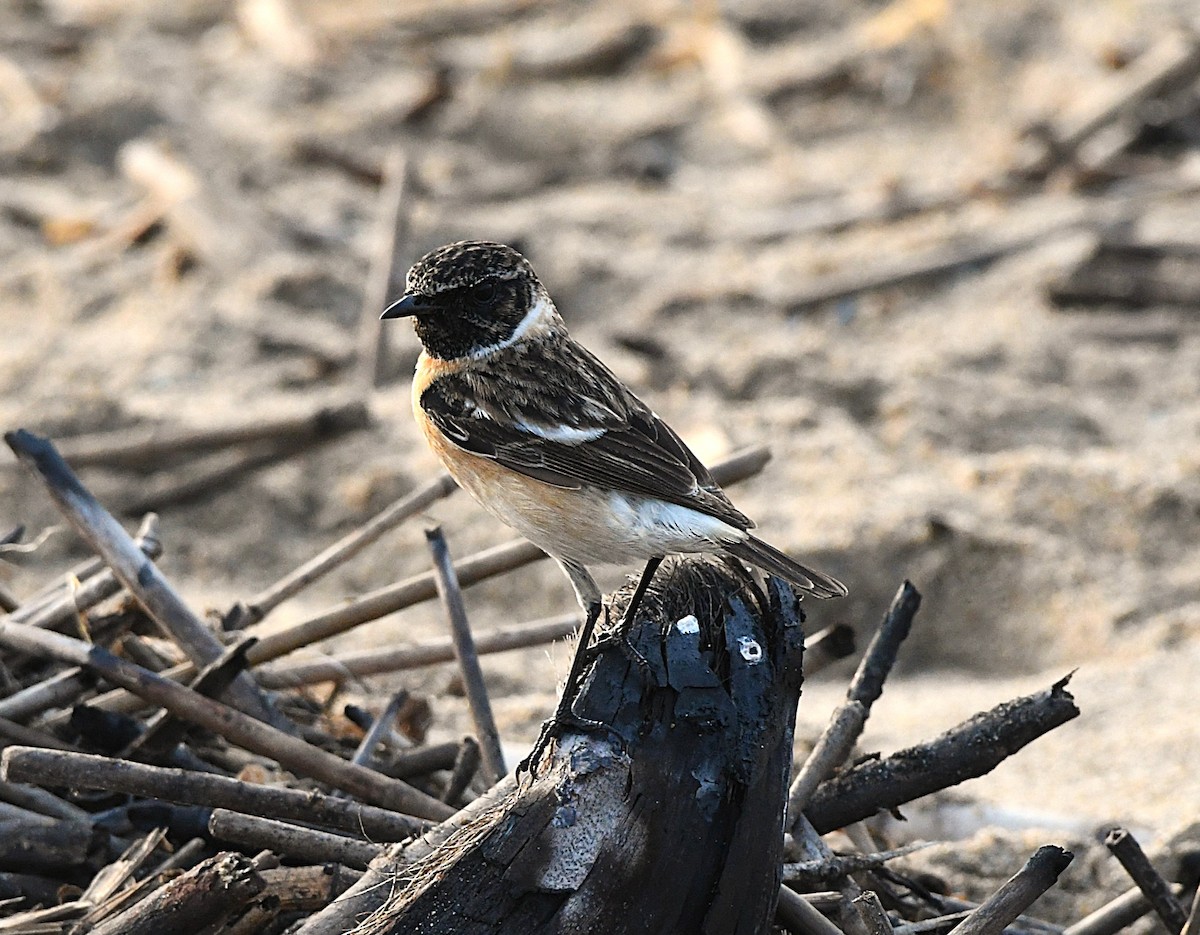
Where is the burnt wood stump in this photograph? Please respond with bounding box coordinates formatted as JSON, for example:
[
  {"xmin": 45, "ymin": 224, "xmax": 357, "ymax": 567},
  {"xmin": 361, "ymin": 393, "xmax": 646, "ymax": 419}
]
[{"xmin": 356, "ymin": 558, "xmax": 808, "ymax": 935}]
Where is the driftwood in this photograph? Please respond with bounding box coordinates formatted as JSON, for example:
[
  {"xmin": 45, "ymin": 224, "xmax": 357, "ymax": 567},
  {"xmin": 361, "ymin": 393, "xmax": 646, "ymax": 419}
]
[
  {"xmin": 352, "ymin": 560, "xmax": 807, "ymax": 935},
  {"xmin": 85, "ymin": 851, "xmax": 264, "ymax": 935},
  {"xmin": 804, "ymin": 675, "xmax": 1080, "ymax": 834}
]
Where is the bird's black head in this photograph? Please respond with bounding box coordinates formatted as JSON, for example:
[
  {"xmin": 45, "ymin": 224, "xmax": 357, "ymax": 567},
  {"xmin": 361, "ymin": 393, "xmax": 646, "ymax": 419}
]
[{"xmin": 382, "ymin": 241, "xmax": 550, "ymax": 360}]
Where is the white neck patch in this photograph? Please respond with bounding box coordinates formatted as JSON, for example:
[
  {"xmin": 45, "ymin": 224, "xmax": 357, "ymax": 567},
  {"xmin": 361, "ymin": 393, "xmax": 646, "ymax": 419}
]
[{"xmin": 467, "ymin": 293, "xmax": 556, "ymax": 360}]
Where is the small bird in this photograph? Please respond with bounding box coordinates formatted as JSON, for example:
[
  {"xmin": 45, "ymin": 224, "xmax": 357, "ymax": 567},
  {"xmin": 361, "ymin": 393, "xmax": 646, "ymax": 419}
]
[{"xmin": 383, "ymin": 241, "xmax": 845, "ymax": 762}]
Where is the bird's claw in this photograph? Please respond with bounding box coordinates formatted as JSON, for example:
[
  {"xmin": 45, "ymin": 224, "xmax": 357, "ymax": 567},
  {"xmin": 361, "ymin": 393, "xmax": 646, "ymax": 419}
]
[{"xmin": 517, "ymin": 706, "xmax": 622, "ymax": 779}]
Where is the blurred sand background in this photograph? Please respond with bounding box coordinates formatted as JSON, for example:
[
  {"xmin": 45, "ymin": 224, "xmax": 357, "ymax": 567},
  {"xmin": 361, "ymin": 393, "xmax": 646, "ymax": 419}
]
[{"xmin": 2, "ymin": 0, "xmax": 1199, "ymax": 908}]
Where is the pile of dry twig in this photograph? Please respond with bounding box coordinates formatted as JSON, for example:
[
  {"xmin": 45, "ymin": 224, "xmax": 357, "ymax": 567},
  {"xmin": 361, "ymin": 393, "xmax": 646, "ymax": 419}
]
[{"xmin": 0, "ymin": 422, "xmax": 1196, "ymax": 934}]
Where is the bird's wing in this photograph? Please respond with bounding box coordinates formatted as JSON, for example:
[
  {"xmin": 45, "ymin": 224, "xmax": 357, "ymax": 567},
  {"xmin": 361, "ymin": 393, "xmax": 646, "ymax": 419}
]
[{"xmin": 420, "ymin": 346, "xmax": 751, "ymax": 530}]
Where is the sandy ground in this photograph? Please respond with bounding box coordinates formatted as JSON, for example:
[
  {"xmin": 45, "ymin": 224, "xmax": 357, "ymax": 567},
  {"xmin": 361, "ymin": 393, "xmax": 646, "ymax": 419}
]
[{"xmin": 2, "ymin": 0, "xmax": 1199, "ymax": 916}]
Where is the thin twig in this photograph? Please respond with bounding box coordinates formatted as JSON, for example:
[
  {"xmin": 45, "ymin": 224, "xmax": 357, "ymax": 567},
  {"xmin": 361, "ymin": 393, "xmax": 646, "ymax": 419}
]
[
  {"xmin": 225, "ymin": 472, "xmax": 457, "ymax": 629},
  {"xmin": 1104, "ymin": 827, "xmax": 1189, "ymax": 935},
  {"xmin": 426, "ymin": 527, "xmax": 506, "ymax": 782},
  {"xmin": 1063, "ymin": 883, "xmax": 1184, "ymax": 935},
  {"xmin": 350, "ymin": 690, "xmax": 409, "ymax": 768},
  {"xmin": 1182, "ymin": 887, "xmax": 1200, "ymax": 935},
  {"xmin": 0, "ymin": 668, "xmax": 96, "ymax": 722},
  {"xmin": 7, "ymin": 514, "xmax": 160, "ymax": 629},
  {"xmin": 358, "ymin": 148, "xmax": 413, "ymax": 390},
  {"xmin": 949, "ymin": 847, "xmax": 1075, "ymax": 935},
  {"xmin": 787, "ymin": 581, "xmax": 920, "ymax": 828},
  {"xmin": 442, "ymin": 737, "xmax": 481, "ymax": 804},
  {"xmin": 783, "ymin": 843, "xmax": 935, "ymax": 887}
]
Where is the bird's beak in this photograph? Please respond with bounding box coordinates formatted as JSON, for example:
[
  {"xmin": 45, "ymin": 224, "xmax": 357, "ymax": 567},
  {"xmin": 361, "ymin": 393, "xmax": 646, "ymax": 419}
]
[{"xmin": 381, "ymin": 293, "xmax": 428, "ymax": 320}]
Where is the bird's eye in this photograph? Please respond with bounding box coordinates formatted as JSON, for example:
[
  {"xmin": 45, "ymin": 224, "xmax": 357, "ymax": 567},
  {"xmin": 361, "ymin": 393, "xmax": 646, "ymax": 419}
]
[{"xmin": 470, "ymin": 281, "xmax": 497, "ymax": 306}]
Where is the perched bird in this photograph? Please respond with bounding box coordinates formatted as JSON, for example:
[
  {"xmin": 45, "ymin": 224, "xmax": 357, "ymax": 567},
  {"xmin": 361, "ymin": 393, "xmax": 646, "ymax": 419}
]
[{"xmin": 383, "ymin": 241, "xmax": 845, "ymax": 761}]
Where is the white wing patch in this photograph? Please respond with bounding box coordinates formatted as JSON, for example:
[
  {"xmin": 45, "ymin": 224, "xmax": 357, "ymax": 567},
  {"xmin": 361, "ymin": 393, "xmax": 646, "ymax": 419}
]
[{"xmin": 515, "ymin": 421, "xmax": 606, "ymax": 443}]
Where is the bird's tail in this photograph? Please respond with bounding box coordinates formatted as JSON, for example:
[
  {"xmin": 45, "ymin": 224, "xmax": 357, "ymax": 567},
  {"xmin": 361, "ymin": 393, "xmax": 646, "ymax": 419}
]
[{"xmin": 725, "ymin": 535, "xmax": 847, "ymax": 600}]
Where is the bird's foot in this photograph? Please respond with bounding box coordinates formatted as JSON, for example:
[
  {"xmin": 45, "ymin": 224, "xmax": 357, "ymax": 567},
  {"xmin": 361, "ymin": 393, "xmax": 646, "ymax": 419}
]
[
  {"xmin": 517, "ymin": 701, "xmax": 622, "ymax": 779},
  {"xmin": 590, "ymin": 628, "xmax": 656, "ymax": 686}
]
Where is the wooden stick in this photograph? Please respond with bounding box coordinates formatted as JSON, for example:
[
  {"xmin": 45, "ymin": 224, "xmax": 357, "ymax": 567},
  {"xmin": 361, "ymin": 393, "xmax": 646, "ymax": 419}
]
[
  {"xmin": 248, "ymin": 537, "xmax": 548, "ymax": 665},
  {"xmin": 209, "ymin": 809, "xmax": 384, "ymax": 871},
  {"xmin": 258, "ymin": 611, "xmax": 579, "ymax": 688},
  {"xmin": 121, "ymin": 636, "xmax": 260, "ymax": 760},
  {"xmin": 0, "ymin": 713, "xmax": 78, "ymax": 750},
  {"xmin": 0, "ymin": 623, "xmax": 454, "ymax": 820},
  {"xmin": 358, "ymin": 148, "xmax": 413, "ymax": 390},
  {"xmin": 1182, "ymin": 887, "xmax": 1200, "ymax": 935},
  {"xmin": 1063, "ymin": 883, "xmax": 1182, "ymax": 935},
  {"xmin": 949, "ymin": 847, "xmax": 1074, "ymax": 935},
  {"xmin": 787, "ymin": 700, "xmax": 866, "ymax": 826},
  {"xmin": 225, "ymin": 472, "xmax": 457, "ymax": 629},
  {"xmin": 847, "ymin": 581, "xmax": 921, "ymax": 708},
  {"xmin": 43, "ymin": 401, "xmax": 370, "ymax": 471},
  {"xmin": 1104, "ymin": 827, "xmax": 1188, "ymax": 935},
  {"xmin": 441, "ymin": 736, "xmax": 480, "ymax": 804},
  {"xmin": 0, "ymin": 779, "xmax": 92, "ymax": 822},
  {"xmin": 349, "ymin": 690, "xmax": 409, "ymax": 768},
  {"xmin": 382, "ymin": 739, "xmax": 461, "ymax": 780},
  {"xmin": 7, "ymin": 514, "xmax": 161, "ymax": 623},
  {"xmin": 788, "ymin": 581, "xmax": 920, "ymax": 827},
  {"xmin": 255, "ymin": 863, "xmax": 363, "ymax": 912},
  {"xmin": 0, "ymin": 813, "xmax": 95, "ymax": 871},
  {"xmin": 776, "ymin": 886, "xmax": 847, "ymax": 935},
  {"xmin": 426, "ymin": 527, "xmax": 506, "ymax": 782},
  {"xmin": 0, "ymin": 668, "xmax": 96, "ymax": 722},
  {"xmin": 7, "ymin": 513, "xmax": 160, "ymax": 629},
  {"xmin": 86, "ymin": 852, "xmax": 265, "ymax": 935},
  {"xmin": 4, "ymin": 430, "xmax": 276, "ymax": 725},
  {"xmin": 853, "ymin": 891, "xmax": 895, "ymax": 935},
  {"xmin": 806, "ymin": 676, "xmax": 1079, "ymax": 834}
]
